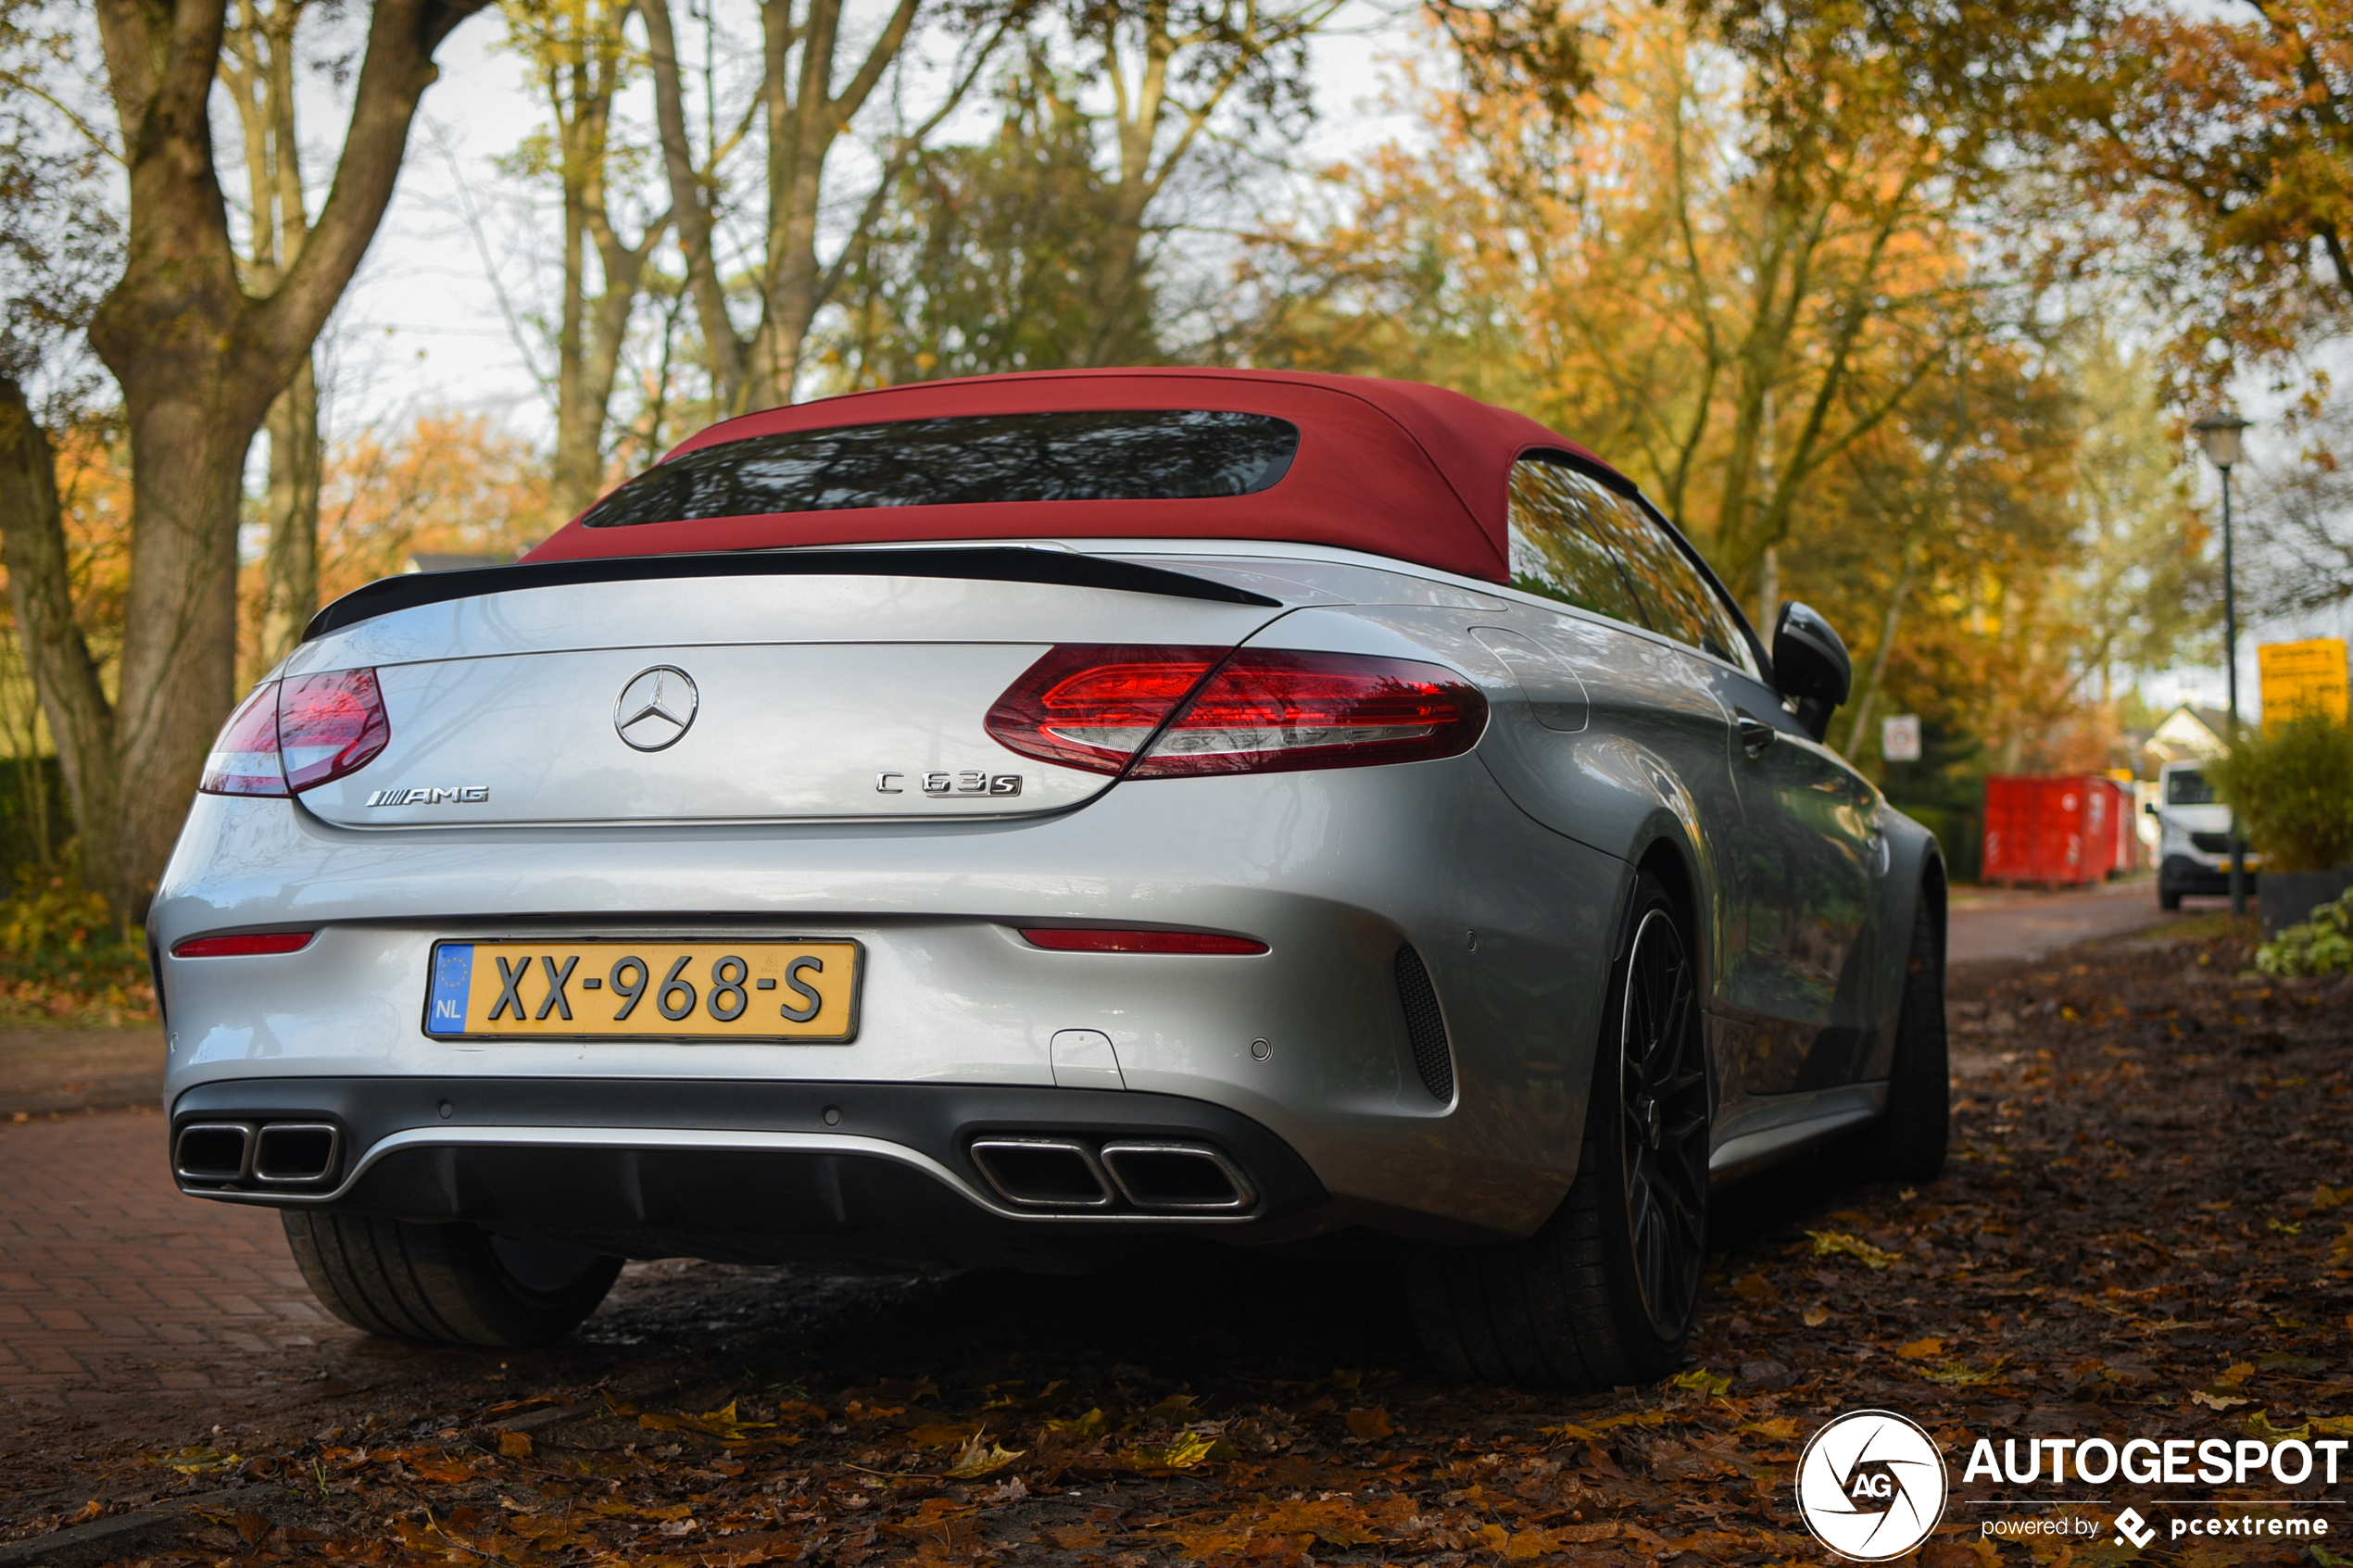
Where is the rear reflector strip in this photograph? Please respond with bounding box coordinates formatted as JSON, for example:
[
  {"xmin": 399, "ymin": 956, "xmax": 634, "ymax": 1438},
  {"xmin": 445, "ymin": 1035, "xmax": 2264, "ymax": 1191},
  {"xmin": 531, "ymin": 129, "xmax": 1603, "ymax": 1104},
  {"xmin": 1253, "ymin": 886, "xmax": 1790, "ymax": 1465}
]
[
  {"xmin": 1020, "ymin": 928, "xmax": 1268, "ymax": 955},
  {"xmin": 171, "ymin": 932, "xmax": 317, "ymax": 959}
]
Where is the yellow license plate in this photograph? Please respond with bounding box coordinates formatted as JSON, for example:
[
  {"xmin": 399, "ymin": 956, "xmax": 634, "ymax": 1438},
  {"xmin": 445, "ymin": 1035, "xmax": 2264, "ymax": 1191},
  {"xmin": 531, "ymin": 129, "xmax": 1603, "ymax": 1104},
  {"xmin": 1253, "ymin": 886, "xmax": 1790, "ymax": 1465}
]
[{"xmin": 423, "ymin": 940, "xmax": 862, "ymax": 1042}]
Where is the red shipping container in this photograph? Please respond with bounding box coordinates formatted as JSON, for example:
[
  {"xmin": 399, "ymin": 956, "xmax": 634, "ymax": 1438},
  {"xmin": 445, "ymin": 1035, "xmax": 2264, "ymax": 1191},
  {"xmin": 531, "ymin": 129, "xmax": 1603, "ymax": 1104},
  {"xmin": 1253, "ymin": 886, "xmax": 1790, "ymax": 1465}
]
[
  {"xmin": 2081, "ymin": 778, "xmax": 2117, "ymax": 881},
  {"xmin": 1982, "ymin": 775, "xmax": 2112, "ymax": 886},
  {"xmin": 2101, "ymin": 777, "xmax": 2140, "ymax": 875}
]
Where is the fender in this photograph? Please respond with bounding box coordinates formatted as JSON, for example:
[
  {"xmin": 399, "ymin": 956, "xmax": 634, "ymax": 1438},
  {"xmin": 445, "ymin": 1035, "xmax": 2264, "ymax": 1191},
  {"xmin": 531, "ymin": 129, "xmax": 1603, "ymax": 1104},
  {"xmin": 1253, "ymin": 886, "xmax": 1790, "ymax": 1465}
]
[{"xmin": 1865, "ymin": 808, "xmax": 1945, "ymax": 1079}]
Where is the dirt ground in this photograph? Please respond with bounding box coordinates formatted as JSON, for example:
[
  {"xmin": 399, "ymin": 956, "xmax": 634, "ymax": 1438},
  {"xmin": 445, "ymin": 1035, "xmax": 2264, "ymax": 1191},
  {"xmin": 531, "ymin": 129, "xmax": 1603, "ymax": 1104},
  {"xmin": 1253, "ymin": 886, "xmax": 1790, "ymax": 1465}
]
[
  {"xmin": 0, "ymin": 1026, "xmax": 168, "ymax": 1117},
  {"xmin": 4, "ymin": 920, "xmax": 2349, "ymax": 1566}
]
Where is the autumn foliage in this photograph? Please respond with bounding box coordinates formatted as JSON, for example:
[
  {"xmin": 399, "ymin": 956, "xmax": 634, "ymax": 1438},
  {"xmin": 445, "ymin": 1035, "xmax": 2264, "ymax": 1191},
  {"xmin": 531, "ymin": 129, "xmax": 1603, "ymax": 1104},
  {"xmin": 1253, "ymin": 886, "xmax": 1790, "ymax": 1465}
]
[
  {"xmin": 233, "ymin": 413, "xmax": 549, "ymax": 683},
  {"xmin": 1252, "ymin": 0, "xmax": 2215, "ymax": 794}
]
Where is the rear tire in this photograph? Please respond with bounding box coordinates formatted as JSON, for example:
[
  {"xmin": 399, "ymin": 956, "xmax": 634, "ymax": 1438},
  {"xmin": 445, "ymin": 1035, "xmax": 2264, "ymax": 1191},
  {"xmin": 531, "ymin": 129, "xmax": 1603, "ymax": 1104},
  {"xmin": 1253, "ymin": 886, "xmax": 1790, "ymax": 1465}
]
[
  {"xmin": 1839, "ymin": 894, "xmax": 1948, "ymax": 1181},
  {"xmin": 282, "ymin": 1211, "xmax": 621, "ymax": 1348},
  {"xmin": 1403, "ymin": 872, "xmax": 1708, "ymax": 1386},
  {"xmin": 2159, "ymin": 885, "xmax": 2183, "ymax": 911}
]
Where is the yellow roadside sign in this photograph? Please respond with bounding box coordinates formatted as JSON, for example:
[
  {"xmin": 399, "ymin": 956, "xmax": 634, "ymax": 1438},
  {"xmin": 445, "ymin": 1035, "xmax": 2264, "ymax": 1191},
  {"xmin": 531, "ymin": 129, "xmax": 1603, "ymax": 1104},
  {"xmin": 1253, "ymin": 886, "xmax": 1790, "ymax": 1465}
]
[{"xmin": 2259, "ymin": 638, "xmax": 2349, "ymax": 731}]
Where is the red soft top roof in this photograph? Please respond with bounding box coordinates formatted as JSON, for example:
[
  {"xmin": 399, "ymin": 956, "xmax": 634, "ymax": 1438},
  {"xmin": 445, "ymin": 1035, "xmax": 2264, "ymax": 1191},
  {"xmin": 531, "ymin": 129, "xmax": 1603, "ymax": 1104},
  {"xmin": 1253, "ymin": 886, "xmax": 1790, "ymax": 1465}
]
[{"xmin": 523, "ymin": 368, "xmax": 1617, "ymax": 584}]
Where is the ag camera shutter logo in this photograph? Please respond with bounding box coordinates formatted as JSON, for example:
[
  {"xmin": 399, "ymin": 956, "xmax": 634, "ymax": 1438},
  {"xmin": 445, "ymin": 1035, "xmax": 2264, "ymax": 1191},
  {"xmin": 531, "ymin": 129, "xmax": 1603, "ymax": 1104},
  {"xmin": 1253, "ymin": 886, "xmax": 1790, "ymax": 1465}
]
[{"xmin": 1796, "ymin": 1410, "xmax": 1949, "ymax": 1561}]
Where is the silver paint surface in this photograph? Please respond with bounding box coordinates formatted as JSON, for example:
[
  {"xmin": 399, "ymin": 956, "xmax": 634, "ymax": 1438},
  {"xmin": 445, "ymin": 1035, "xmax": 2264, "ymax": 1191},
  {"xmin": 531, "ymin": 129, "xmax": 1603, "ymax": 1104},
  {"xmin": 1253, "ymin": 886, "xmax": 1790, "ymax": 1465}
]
[{"xmin": 157, "ymin": 539, "xmax": 1939, "ymax": 1249}]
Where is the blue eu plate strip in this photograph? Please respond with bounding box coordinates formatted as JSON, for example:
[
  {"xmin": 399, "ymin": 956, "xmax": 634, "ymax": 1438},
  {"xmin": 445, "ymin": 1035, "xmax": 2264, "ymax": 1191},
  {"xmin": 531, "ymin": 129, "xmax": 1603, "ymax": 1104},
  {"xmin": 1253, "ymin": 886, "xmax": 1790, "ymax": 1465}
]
[{"xmin": 426, "ymin": 944, "xmax": 473, "ymax": 1035}]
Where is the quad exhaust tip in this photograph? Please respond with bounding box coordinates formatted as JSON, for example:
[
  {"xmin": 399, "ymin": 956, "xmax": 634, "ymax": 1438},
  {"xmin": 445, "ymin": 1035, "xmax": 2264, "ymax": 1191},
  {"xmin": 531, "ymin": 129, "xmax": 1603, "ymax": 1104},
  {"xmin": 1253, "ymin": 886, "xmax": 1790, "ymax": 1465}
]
[
  {"xmin": 969, "ymin": 1138, "xmax": 1115, "ymax": 1209},
  {"xmin": 253, "ymin": 1123, "xmax": 341, "ymax": 1184},
  {"xmin": 968, "ymin": 1135, "xmax": 1255, "ymax": 1213},
  {"xmin": 173, "ymin": 1120, "xmax": 342, "ymax": 1186},
  {"xmin": 173, "ymin": 1123, "xmax": 252, "ymax": 1183},
  {"xmin": 1101, "ymin": 1142, "xmax": 1254, "ymax": 1211}
]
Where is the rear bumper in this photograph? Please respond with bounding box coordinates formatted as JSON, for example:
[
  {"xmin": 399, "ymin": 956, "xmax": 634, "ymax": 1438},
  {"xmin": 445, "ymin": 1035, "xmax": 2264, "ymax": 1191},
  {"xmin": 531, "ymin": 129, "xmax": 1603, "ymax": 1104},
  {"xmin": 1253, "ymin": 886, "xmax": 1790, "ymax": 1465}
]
[
  {"xmin": 155, "ymin": 762, "xmax": 1629, "ymax": 1247},
  {"xmin": 168, "ymin": 1076, "xmax": 1331, "ymax": 1268}
]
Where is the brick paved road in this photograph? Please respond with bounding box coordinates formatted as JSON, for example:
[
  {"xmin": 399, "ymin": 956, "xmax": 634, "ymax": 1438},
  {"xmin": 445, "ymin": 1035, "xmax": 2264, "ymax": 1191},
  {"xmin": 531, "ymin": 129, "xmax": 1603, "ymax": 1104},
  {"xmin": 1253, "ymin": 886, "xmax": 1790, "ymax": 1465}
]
[{"xmin": 0, "ymin": 1108, "xmax": 344, "ymax": 1421}]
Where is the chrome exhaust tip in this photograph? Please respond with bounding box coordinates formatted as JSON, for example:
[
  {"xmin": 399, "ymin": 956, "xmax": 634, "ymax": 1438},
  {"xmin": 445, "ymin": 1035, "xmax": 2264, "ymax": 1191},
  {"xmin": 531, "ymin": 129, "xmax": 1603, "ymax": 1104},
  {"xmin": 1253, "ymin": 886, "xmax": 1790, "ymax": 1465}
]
[
  {"xmin": 969, "ymin": 1138, "xmax": 1116, "ymax": 1209},
  {"xmin": 173, "ymin": 1123, "xmax": 254, "ymax": 1183},
  {"xmin": 1099, "ymin": 1141, "xmax": 1255, "ymax": 1211},
  {"xmin": 252, "ymin": 1123, "xmax": 342, "ymax": 1185}
]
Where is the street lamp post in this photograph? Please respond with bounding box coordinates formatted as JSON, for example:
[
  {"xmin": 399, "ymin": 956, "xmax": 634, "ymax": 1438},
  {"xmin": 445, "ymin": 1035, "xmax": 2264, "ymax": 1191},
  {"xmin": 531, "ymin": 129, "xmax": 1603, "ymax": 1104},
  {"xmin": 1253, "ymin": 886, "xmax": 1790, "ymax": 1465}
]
[{"xmin": 2192, "ymin": 411, "xmax": 2252, "ymax": 918}]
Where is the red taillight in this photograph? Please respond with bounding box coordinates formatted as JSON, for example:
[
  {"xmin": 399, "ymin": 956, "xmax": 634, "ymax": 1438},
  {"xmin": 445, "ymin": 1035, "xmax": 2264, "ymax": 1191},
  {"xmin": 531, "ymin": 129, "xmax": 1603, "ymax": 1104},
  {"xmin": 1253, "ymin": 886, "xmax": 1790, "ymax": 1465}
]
[
  {"xmin": 1020, "ymin": 928, "xmax": 1269, "ymax": 954},
  {"xmin": 171, "ymin": 932, "xmax": 316, "ymax": 958},
  {"xmin": 985, "ymin": 645, "xmax": 1227, "ymax": 774},
  {"xmin": 279, "ymin": 669, "xmax": 391, "ymax": 790},
  {"xmin": 199, "ymin": 683, "xmax": 288, "ymax": 796},
  {"xmin": 1135, "ymin": 649, "xmax": 1487, "ymax": 776},
  {"xmin": 987, "ymin": 646, "xmax": 1486, "ymax": 778},
  {"xmin": 198, "ymin": 669, "xmax": 390, "ymax": 797}
]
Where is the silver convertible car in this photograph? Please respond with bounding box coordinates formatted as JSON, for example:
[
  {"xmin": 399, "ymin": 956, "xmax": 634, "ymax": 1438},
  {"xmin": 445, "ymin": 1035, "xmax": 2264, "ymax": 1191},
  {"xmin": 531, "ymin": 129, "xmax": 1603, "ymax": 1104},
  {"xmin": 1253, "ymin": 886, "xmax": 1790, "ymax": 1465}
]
[{"xmin": 157, "ymin": 370, "xmax": 1947, "ymax": 1387}]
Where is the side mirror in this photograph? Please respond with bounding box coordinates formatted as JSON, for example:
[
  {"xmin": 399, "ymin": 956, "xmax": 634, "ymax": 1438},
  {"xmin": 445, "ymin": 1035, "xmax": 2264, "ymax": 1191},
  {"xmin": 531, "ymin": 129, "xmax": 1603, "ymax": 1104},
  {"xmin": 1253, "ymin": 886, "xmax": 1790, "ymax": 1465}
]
[
  {"xmin": 2143, "ymin": 801, "xmax": 2158, "ymax": 817},
  {"xmin": 1772, "ymin": 601, "xmax": 1851, "ymax": 742}
]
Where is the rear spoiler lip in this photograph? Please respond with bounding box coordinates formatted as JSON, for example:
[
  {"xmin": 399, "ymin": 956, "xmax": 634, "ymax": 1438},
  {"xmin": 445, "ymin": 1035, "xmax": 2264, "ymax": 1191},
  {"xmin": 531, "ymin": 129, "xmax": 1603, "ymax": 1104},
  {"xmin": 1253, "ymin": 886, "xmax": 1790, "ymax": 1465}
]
[{"xmin": 302, "ymin": 545, "xmax": 1284, "ymax": 642}]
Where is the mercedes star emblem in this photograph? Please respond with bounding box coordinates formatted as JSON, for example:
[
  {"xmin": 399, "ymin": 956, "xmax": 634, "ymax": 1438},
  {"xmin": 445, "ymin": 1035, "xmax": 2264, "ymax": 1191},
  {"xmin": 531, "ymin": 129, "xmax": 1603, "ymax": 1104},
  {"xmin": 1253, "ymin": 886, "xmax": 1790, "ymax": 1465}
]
[{"xmin": 614, "ymin": 666, "xmax": 699, "ymax": 751}]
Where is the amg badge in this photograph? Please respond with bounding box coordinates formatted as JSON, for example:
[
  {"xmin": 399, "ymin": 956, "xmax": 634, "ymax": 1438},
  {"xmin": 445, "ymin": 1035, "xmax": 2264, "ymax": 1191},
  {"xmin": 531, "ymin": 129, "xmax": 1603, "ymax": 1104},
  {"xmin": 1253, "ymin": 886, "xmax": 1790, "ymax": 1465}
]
[{"xmin": 367, "ymin": 785, "xmax": 491, "ymax": 807}]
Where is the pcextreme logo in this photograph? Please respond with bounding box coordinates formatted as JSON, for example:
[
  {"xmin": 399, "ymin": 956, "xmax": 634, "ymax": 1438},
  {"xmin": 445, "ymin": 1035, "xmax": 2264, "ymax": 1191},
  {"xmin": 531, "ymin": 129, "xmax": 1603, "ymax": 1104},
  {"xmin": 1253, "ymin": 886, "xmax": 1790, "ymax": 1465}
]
[{"xmin": 1796, "ymin": 1410, "xmax": 1949, "ymax": 1561}]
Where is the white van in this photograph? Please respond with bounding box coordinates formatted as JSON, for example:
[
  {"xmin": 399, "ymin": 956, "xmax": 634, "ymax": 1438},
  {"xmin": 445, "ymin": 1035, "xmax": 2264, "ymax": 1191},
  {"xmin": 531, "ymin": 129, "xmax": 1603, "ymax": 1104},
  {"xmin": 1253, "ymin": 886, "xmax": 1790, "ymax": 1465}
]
[{"xmin": 2152, "ymin": 759, "xmax": 2259, "ymax": 909}]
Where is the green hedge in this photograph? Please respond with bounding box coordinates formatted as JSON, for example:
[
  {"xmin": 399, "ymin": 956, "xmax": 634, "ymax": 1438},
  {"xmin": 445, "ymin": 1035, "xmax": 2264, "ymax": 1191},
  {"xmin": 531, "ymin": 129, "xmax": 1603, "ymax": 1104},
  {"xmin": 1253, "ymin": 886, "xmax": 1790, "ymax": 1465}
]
[
  {"xmin": 2213, "ymin": 717, "xmax": 2353, "ymax": 873},
  {"xmin": 0, "ymin": 757, "xmax": 67, "ymax": 893}
]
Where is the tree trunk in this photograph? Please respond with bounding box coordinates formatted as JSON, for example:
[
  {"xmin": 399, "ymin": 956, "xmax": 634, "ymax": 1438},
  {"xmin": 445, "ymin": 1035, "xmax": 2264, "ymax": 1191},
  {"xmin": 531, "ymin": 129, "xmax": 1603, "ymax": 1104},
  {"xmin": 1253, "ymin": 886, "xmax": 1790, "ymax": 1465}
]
[
  {"xmin": 101, "ymin": 372, "xmax": 266, "ymax": 917},
  {"xmin": 1843, "ymin": 539, "xmax": 1919, "ymax": 757},
  {"xmin": 0, "ymin": 378, "xmax": 121, "ymax": 909},
  {"xmin": 223, "ymin": 0, "xmax": 326, "ymax": 671},
  {"xmin": 552, "ymin": 135, "xmax": 598, "ymax": 519},
  {"xmin": 258, "ymin": 353, "xmax": 321, "ymax": 665},
  {"xmin": 645, "ymin": 0, "xmax": 931, "ymax": 414},
  {"xmin": 534, "ymin": 0, "xmax": 672, "ymax": 524},
  {"xmin": 638, "ymin": 0, "xmax": 748, "ymax": 413},
  {"xmin": 87, "ymin": 0, "xmax": 489, "ymax": 917}
]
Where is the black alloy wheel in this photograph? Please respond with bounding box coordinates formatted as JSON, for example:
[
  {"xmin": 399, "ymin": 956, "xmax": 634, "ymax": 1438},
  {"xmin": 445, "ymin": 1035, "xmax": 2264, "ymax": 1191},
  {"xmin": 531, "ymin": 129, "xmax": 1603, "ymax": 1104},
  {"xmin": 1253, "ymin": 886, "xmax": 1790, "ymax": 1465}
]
[
  {"xmin": 1617, "ymin": 904, "xmax": 1710, "ymax": 1341},
  {"xmin": 1402, "ymin": 869, "xmax": 1711, "ymax": 1387}
]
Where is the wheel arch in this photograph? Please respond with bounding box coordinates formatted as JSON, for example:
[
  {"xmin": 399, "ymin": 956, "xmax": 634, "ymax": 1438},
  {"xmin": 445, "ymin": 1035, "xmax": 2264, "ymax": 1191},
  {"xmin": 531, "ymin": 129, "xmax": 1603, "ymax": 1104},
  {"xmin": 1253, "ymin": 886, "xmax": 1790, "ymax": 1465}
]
[
  {"xmin": 1918, "ymin": 844, "xmax": 1949, "ymax": 965},
  {"xmin": 1622, "ymin": 829, "xmax": 1712, "ymax": 1001},
  {"xmin": 1871, "ymin": 808, "xmax": 1947, "ymax": 1068}
]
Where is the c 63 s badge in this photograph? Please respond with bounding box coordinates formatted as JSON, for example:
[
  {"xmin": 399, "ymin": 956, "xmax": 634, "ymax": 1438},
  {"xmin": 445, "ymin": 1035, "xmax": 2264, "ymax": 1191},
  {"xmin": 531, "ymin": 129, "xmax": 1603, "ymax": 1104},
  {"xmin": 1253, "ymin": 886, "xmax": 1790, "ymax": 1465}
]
[
  {"xmin": 367, "ymin": 785, "xmax": 491, "ymax": 807},
  {"xmin": 875, "ymin": 771, "xmax": 1023, "ymax": 797}
]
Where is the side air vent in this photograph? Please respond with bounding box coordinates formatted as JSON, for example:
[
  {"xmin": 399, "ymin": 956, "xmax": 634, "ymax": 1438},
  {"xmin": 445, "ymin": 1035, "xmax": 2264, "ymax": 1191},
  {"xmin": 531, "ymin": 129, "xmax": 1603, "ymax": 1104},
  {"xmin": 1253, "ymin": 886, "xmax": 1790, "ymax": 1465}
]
[{"xmin": 1394, "ymin": 945, "xmax": 1454, "ymax": 1104}]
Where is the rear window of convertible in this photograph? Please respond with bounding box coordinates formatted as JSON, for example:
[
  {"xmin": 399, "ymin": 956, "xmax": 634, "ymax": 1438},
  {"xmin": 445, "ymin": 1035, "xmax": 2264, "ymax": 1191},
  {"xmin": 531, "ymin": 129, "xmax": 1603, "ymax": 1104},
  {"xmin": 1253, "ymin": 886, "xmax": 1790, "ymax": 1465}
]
[{"xmin": 579, "ymin": 409, "xmax": 1301, "ymax": 527}]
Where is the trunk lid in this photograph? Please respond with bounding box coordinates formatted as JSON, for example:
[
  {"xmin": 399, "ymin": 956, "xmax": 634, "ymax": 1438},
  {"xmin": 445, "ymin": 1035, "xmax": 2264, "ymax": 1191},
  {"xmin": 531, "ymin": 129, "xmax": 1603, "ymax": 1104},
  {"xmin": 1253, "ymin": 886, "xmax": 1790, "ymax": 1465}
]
[{"xmin": 286, "ymin": 557, "xmax": 1292, "ymax": 826}]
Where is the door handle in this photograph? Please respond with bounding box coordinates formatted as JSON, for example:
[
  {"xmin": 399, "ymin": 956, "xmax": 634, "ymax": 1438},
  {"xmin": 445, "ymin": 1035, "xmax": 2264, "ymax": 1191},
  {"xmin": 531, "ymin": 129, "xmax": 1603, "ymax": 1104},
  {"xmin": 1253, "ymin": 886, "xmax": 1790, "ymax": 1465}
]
[{"xmin": 1735, "ymin": 710, "xmax": 1778, "ymax": 758}]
